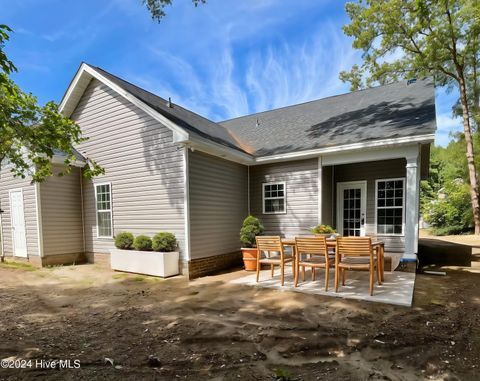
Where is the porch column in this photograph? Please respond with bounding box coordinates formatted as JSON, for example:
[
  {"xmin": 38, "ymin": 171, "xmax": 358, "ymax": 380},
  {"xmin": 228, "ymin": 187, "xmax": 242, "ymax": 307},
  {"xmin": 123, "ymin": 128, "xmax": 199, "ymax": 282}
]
[
  {"xmin": 404, "ymin": 153, "xmax": 420, "ymax": 258},
  {"xmin": 318, "ymin": 156, "xmax": 322, "ymax": 225}
]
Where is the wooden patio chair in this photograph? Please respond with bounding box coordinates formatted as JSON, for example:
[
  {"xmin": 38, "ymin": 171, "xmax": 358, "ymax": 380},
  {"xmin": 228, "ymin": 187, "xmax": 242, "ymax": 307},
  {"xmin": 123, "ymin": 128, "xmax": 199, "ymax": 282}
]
[
  {"xmin": 255, "ymin": 236, "xmax": 293, "ymax": 286},
  {"xmin": 335, "ymin": 237, "xmax": 381, "ymax": 296},
  {"xmin": 294, "ymin": 236, "xmax": 335, "ymax": 291}
]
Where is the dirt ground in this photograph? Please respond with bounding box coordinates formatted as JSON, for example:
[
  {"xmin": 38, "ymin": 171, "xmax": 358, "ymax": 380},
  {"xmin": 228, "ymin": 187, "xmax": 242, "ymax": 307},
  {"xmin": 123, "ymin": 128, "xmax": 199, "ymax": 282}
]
[{"xmin": 0, "ymin": 239, "xmax": 479, "ymax": 381}]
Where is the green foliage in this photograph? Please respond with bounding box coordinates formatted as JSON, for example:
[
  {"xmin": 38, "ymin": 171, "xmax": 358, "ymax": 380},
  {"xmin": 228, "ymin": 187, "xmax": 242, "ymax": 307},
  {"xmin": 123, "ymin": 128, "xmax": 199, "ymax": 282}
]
[
  {"xmin": 0, "ymin": 24, "xmax": 103, "ymax": 182},
  {"xmin": 133, "ymin": 235, "xmax": 153, "ymax": 251},
  {"xmin": 239, "ymin": 215, "xmax": 264, "ymax": 248},
  {"xmin": 142, "ymin": 0, "xmax": 205, "ymax": 22},
  {"xmin": 152, "ymin": 232, "xmax": 177, "ymax": 252},
  {"xmin": 341, "ymin": 0, "xmax": 480, "ymax": 233},
  {"xmin": 310, "ymin": 224, "xmax": 336, "ymax": 234},
  {"xmin": 424, "ymin": 180, "xmax": 474, "ymax": 235},
  {"xmin": 114, "ymin": 232, "xmax": 135, "ymax": 250}
]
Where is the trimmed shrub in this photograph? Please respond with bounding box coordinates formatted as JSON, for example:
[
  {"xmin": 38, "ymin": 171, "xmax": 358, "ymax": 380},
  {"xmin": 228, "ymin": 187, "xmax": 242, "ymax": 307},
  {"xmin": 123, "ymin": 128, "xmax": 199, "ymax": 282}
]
[
  {"xmin": 133, "ymin": 235, "xmax": 153, "ymax": 251},
  {"xmin": 310, "ymin": 224, "xmax": 336, "ymax": 234},
  {"xmin": 114, "ymin": 232, "xmax": 134, "ymax": 249},
  {"xmin": 240, "ymin": 215, "xmax": 264, "ymax": 248},
  {"xmin": 152, "ymin": 232, "xmax": 177, "ymax": 252}
]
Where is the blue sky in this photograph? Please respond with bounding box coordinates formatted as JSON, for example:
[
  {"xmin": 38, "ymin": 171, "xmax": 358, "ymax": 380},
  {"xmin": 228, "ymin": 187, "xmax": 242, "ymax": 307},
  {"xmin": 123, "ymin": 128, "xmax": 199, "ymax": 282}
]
[{"xmin": 2, "ymin": 0, "xmax": 463, "ymax": 146}]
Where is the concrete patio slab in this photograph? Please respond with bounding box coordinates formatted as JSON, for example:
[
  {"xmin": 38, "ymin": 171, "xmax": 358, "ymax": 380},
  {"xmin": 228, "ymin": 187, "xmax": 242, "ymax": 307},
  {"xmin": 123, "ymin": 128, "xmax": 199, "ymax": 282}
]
[{"xmin": 231, "ymin": 269, "xmax": 415, "ymax": 307}]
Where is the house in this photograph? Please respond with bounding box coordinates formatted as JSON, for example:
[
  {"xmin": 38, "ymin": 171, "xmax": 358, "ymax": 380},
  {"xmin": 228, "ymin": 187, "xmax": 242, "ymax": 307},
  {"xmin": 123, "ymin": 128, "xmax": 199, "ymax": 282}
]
[{"xmin": 0, "ymin": 63, "xmax": 436, "ymax": 278}]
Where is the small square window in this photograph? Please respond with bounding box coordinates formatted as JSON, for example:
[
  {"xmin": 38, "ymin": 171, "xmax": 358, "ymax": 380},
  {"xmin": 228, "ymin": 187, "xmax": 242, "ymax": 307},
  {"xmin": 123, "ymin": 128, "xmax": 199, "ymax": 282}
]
[{"xmin": 263, "ymin": 182, "xmax": 286, "ymax": 214}]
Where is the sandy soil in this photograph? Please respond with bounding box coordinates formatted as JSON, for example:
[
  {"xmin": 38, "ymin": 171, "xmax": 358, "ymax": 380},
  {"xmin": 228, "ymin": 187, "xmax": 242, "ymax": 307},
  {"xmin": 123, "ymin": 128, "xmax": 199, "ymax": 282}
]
[{"xmin": 0, "ymin": 258, "xmax": 479, "ymax": 381}]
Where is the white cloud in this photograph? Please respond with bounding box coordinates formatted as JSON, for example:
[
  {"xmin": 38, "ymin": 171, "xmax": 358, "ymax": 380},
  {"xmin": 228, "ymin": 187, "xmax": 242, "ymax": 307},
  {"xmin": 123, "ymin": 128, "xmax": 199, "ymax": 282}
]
[
  {"xmin": 435, "ymin": 112, "xmax": 463, "ymax": 146},
  {"xmin": 123, "ymin": 22, "xmax": 359, "ymax": 122}
]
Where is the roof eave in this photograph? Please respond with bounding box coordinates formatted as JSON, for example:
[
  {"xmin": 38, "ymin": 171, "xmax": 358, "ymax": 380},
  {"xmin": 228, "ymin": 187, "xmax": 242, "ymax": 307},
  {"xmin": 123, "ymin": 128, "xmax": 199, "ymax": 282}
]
[
  {"xmin": 59, "ymin": 64, "xmax": 190, "ymax": 142},
  {"xmin": 254, "ymin": 134, "xmax": 436, "ymax": 164}
]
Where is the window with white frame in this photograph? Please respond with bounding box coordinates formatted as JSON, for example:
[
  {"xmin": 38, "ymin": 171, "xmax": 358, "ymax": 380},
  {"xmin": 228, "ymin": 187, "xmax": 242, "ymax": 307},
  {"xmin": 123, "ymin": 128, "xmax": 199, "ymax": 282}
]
[
  {"xmin": 95, "ymin": 183, "xmax": 112, "ymax": 238},
  {"xmin": 263, "ymin": 182, "xmax": 286, "ymax": 214},
  {"xmin": 376, "ymin": 178, "xmax": 404, "ymax": 235}
]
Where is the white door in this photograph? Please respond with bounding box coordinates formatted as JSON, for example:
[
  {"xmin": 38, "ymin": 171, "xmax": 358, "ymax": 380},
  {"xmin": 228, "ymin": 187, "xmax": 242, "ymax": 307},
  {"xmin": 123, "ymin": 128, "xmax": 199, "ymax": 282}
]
[
  {"xmin": 9, "ymin": 189, "xmax": 28, "ymax": 257},
  {"xmin": 337, "ymin": 181, "xmax": 367, "ymax": 237}
]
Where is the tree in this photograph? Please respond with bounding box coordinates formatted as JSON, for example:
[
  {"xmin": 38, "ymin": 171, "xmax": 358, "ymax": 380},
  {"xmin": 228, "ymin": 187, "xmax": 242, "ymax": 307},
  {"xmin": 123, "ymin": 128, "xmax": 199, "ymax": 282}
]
[
  {"xmin": 142, "ymin": 0, "xmax": 205, "ymax": 22},
  {"xmin": 340, "ymin": 0, "xmax": 480, "ymax": 234},
  {"xmin": 0, "ymin": 24, "xmax": 103, "ymax": 182}
]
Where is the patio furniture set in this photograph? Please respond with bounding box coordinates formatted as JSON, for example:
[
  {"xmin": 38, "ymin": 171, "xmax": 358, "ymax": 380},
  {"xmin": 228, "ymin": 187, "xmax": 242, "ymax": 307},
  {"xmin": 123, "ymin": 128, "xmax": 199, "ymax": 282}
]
[{"xmin": 255, "ymin": 236, "xmax": 385, "ymax": 296}]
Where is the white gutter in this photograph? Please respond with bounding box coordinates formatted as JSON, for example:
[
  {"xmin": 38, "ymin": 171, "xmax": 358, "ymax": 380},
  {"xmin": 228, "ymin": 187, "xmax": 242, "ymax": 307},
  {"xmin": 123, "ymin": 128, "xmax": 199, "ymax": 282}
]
[{"xmin": 254, "ymin": 134, "xmax": 435, "ymax": 164}]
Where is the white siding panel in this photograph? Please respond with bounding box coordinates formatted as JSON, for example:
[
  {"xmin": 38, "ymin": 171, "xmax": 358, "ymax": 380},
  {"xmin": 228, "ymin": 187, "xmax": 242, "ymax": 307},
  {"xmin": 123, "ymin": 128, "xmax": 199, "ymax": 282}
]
[
  {"xmin": 0, "ymin": 166, "xmax": 39, "ymax": 257},
  {"xmin": 189, "ymin": 151, "xmax": 248, "ymax": 259},
  {"xmin": 72, "ymin": 79, "xmax": 186, "ymax": 259}
]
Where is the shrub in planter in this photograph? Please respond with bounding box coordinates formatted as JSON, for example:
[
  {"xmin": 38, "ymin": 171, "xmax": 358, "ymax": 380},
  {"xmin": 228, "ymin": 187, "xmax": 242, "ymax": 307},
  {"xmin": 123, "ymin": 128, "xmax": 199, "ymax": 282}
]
[
  {"xmin": 240, "ymin": 215, "xmax": 264, "ymax": 248},
  {"xmin": 133, "ymin": 235, "xmax": 153, "ymax": 251},
  {"xmin": 152, "ymin": 232, "xmax": 177, "ymax": 252},
  {"xmin": 114, "ymin": 232, "xmax": 134, "ymax": 249},
  {"xmin": 310, "ymin": 224, "xmax": 336, "ymax": 235}
]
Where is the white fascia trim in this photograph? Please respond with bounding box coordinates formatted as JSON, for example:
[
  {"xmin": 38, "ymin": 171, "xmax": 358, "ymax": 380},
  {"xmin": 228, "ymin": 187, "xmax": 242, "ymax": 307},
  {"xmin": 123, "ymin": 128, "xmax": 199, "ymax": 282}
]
[
  {"xmin": 60, "ymin": 63, "xmax": 189, "ymax": 142},
  {"xmin": 51, "ymin": 155, "xmax": 86, "ymax": 167},
  {"xmin": 254, "ymin": 134, "xmax": 435, "ymax": 164},
  {"xmin": 179, "ymin": 135, "xmax": 254, "ymax": 165}
]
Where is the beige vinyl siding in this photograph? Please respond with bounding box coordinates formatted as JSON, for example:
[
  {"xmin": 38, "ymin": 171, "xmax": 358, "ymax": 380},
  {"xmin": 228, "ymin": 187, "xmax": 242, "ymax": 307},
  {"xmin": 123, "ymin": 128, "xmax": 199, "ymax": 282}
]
[
  {"xmin": 250, "ymin": 159, "xmax": 318, "ymax": 236},
  {"xmin": 39, "ymin": 165, "xmax": 83, "ymax": 256},
  {"xmin": 0, "ymin": 166, "xmax": 39, "ymax": 257},
  {"xmin": 71, "ymin": 79, "xmax": 186, "ymax": 259},
  {"xmin": 333, "ymin": 159, "xmax": 406, "ymax": 252},
  {"xmin": 189, "ymin": 151, "xmax": 248, "ymax": 259}
]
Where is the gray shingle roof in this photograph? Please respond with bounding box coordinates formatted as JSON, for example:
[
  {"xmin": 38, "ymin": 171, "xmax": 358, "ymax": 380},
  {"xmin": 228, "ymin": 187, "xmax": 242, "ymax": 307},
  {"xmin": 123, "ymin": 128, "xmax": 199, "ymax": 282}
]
[
  {"xmin": 220, "ymin": 78, "xmax": 436, "ymax": 156},
  {"xmin": 90, "ymin": 64, "xmax": 436, "ymax": 158},
  {"xmin": 91, "ymin": 65, "xmax": 248, "ymax": 153}
]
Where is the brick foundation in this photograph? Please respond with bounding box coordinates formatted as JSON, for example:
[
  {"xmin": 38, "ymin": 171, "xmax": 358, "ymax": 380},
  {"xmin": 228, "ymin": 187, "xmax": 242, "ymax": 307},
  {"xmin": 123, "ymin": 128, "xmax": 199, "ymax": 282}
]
[
  {"xmin": 86, "ymin": 252, "xmax": 111, "ymax": 268},
  {"xmin": 42, "ymin": 253, "xmax": 87, "ymax": 266},
  {"xmin": 187, "ymin": 251, "xmax": 242, "ymax": 280},
  {"xmin": 2, "ymin": 255, "xmax": 42, "ymax": 267}
]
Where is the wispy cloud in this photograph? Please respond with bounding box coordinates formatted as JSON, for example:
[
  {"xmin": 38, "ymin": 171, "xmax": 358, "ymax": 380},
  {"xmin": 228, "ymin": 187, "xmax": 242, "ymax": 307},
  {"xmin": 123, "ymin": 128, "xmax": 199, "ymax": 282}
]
[{"xmin": 124, "ymin": 22, "xmax": 358, "ymax": 122}]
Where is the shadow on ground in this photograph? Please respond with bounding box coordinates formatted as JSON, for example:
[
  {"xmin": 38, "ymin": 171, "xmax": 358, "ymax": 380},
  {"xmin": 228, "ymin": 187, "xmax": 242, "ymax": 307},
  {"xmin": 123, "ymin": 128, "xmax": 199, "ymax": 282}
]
[{"xmin": 0, "ymin": 263, "xmax": 479, "ymax": 380}]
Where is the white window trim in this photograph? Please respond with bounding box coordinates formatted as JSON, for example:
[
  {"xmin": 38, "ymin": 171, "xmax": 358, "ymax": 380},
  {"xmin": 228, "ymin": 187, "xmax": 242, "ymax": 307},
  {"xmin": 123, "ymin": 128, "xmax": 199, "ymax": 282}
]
[
  {"xmin": 262, "ymin": 181, "xmax": 287, "ymax": 215},
  {"xmin": 94, "ymin": 182, "xmax": 113, "ymax": 239},
  {"xmin": 375, "ymin": 178, "xmax": 406, "ymax": 237}
]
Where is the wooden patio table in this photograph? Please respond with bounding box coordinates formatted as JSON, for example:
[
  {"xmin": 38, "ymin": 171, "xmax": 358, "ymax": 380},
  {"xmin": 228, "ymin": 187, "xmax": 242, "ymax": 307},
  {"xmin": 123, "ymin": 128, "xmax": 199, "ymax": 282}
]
[{"xmin": 281, "ymin": 238, "xmax": 385, "ymax": 283}]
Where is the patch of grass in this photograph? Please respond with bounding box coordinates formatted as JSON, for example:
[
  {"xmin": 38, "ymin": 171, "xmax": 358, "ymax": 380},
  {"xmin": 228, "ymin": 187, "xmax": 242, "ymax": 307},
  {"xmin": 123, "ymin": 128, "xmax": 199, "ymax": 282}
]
[
  {"xmin": 0, "ymin": 261, "xmax": 37, "ymax": 271},
  {"xmin": 112, "ymin": 273, "xmax": 130, "ymax": 280},
  {"xmin": 132, "ymin": 275, "xmax": 147, "ymax": 282}
]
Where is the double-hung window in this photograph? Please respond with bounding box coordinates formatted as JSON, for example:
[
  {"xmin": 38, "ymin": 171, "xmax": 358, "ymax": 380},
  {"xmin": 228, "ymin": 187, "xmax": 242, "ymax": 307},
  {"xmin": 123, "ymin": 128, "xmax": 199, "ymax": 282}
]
[
  {"xmin": 262, "ymin": 182, "xmax": 286, "ymax": 214},
  {"xmin": 95, "ymin": 183, "xmax": 113, "ymax": 238},
  {"xmin": 376, "ymin": 178, "xmax": 404, "ymax": 235}
]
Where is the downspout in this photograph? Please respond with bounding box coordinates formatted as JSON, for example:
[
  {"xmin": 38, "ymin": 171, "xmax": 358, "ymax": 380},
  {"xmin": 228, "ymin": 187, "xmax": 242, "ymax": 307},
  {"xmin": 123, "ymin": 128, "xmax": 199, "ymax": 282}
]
[
  {"xmin": 79, "ymin": 168, "xmax": 86, "ymax": 256},
  {"xmin": 247, "ymin": 166, "xmax": 250, "ymax": 215},
  {"xmin": 332, "ymin": 166, "xmax": 335, "ymax": 226}
]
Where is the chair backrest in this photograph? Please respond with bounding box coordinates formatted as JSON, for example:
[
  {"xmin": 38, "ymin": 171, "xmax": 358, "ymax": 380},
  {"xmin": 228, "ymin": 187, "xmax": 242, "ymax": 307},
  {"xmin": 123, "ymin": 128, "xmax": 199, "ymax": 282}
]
[
  {"xmin": 255, "ymin": 236, "xmax": 283, "ymax": 257},
  {"xmin": 295, "ymin": 236, "xmax": 328, "ymax": 258},
  {"xmin": 336, "ymin": 237, "xmax": 372, "ymax": 257}
]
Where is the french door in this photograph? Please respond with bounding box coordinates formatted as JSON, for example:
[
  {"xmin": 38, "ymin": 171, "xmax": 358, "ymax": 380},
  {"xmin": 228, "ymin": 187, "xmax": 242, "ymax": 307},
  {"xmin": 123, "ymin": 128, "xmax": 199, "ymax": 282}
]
[{"xmin": 336, "ymin": 181, "xmax": 367, "ymax": 237}]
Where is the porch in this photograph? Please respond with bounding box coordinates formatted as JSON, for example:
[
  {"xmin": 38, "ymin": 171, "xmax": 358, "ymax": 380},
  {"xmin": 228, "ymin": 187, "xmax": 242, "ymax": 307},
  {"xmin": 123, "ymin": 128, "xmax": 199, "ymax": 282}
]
[{"xmin": 231, "ymin": 268, "xmax": 415, "ymax": 306}]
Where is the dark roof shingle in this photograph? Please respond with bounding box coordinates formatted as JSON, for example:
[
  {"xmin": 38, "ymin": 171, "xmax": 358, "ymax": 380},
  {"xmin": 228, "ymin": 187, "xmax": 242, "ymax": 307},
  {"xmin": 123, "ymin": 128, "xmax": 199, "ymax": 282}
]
[{"xmin": 220, "ymin": 78, "xmax": 436, "ymax": 156}]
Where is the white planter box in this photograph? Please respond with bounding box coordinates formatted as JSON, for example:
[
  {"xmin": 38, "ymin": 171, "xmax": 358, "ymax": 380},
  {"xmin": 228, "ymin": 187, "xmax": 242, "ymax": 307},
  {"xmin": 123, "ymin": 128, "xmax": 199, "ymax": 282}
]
[{"xmin": 110, "ymin": 249, "xmax": 179, "ymax": 278}]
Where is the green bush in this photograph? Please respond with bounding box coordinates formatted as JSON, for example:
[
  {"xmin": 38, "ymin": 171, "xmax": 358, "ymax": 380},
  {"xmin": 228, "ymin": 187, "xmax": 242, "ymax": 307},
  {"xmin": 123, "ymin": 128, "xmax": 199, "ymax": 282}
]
[
  {"xmin": 240, "ymin": 215, "xmax": 264, "ymax": 248},
  {"xmin": 310, "ymin": 224, "xmax": 336, "ymax": 234},
  {"xmin": 114, "ymin": 232, "xmax": 134, "ymax": 249},
  {"xmin": 133, "ymin": 235, "xmax": 153, "ymax": 251},
  {"xmin": 424, "ymin": 180, "xmax": 473, "ymax": 235},
  {"xmin": 152, "ymin": 232, "xmax": 177, "ymax": 252}
]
